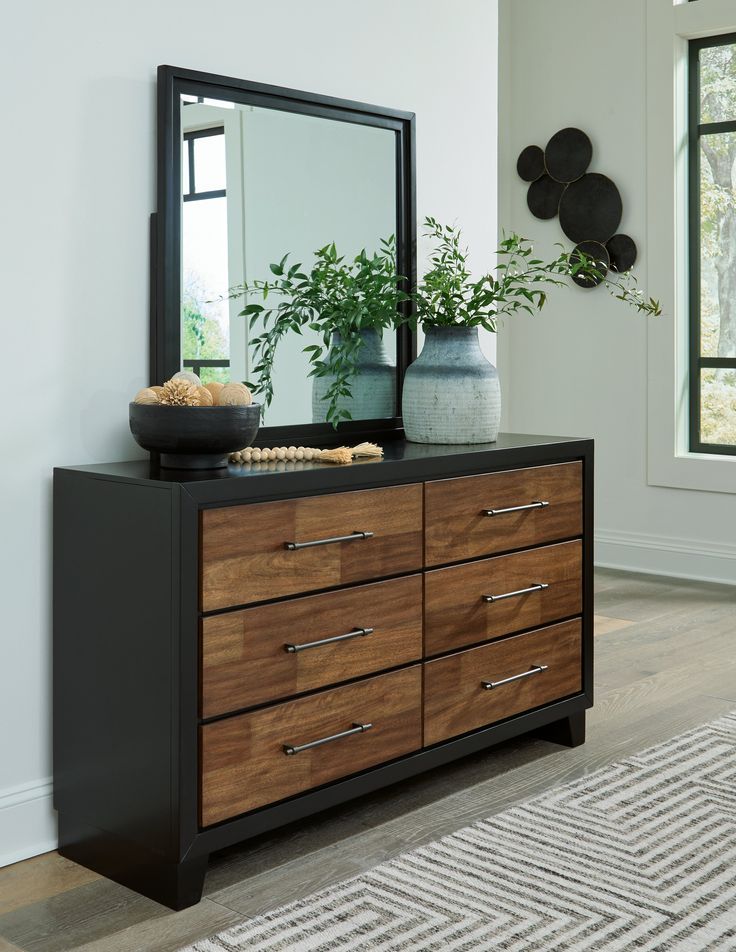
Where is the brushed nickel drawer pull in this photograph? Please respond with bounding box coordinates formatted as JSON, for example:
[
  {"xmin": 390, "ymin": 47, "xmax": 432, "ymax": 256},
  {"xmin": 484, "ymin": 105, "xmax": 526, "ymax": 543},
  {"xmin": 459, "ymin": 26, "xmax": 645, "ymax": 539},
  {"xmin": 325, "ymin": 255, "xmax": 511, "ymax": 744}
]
[
  {"xmin": 284, "ymin": 627, "xmax": 374, "ymax": 653},
  {"xmin": 482, "ymin": 664, "xmax": 548, "ymax": 690},
  {"xmin": 284, "ymin": 530, "xmax": 374, "ymax": 551},
  {"xmin": 283, "ymin": 722, "xmax": 373, "ymax": 755},
  {"xmin": 482, "ymin": 500, "xmax": 549, "ymax": 517},
  {"xmin": 483, "ymin": 582, "xmax": 549, "ymax": 604}
]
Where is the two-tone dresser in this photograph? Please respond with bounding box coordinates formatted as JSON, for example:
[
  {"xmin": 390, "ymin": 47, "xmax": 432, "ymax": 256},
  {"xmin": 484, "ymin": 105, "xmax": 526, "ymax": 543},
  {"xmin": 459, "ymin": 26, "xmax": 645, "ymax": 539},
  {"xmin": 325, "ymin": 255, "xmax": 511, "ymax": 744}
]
[{"xmin": 53, "ymin": 434, "xmax": 593, "ymax": 909}]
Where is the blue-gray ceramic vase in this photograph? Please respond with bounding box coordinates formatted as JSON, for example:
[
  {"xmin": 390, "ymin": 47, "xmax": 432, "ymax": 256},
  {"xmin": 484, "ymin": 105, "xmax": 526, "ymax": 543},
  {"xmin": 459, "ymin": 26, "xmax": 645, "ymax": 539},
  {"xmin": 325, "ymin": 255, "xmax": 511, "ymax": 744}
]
[
  {"xmin": 402, "ymin": 325, "xmax": 501, "ymax": 444},
  {"xmin": 312, "ymin": 328, "xmax": 395, "ymax": 423}
]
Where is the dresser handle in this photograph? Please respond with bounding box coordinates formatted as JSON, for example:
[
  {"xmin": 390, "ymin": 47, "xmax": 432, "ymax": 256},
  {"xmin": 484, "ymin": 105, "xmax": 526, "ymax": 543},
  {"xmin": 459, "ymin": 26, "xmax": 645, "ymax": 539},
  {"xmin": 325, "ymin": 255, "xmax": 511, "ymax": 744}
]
[
  {"xmin": 482, "ymin": 582, "xmax": 549, "ymax": 603},
  {"xmin": 284, "ymin": 530, "xmax": 374, "ymax": 551},
  {"xmin": 284, "ymin": 627, "xmax": 374, "ymax": 653},
  {"xmin": 283, "ymin": 722, "xmax": 373, "ymax": 755},
  {"xmin": 482, "ymin": 665, "xmax": 548, "ymax": 690},
  {"xmin": 482, "ymin": 500, "xmax": 549, "ymax": 517}
]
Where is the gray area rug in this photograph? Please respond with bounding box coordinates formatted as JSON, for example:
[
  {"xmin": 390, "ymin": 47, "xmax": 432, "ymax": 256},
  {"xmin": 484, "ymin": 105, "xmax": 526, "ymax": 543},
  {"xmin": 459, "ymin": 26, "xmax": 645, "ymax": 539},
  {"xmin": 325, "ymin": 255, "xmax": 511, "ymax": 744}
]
[{"xmin": 184, "ymin": 711, "xmax": 736, "ymax": 950}]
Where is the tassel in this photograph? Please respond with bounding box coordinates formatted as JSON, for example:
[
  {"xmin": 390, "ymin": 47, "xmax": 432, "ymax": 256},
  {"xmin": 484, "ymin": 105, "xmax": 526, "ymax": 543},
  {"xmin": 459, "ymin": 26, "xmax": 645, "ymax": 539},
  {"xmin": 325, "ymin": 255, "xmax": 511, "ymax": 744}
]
[
  {"xmin": 351, "ymin": 442, "xmax": 383, "ymax": 458},
  {"xmin": 318, "ymin": 446, "xmax": 354, "ymax": 465}
]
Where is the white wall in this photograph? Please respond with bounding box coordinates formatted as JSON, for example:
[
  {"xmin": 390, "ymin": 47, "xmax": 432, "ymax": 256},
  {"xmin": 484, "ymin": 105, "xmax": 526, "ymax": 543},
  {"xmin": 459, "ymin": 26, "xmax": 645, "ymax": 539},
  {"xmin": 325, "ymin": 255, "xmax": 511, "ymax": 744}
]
[
  {"xmin": 0, "ymin": 0, "xmax": 498, "ymax": 865},
  {"xmin": 497, "ymin": 0, "xmax": 736, "ymax": 585}
]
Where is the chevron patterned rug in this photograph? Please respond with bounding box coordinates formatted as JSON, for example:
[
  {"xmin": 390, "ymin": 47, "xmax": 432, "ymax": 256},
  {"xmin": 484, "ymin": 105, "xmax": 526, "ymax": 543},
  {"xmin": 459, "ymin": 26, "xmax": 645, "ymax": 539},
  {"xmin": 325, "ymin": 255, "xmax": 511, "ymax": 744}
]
[{"xmin": 185, "ymin": 712, "xmax": 736, "ymax": 951}]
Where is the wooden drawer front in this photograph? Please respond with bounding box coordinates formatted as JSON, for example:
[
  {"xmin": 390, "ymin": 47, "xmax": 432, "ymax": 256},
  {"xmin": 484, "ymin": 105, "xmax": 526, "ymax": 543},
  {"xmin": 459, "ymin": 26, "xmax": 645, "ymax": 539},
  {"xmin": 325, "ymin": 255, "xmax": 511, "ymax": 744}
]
[
  {"xmin": 424, "ymin": 619, "xmax": 582, "ymax": 746},
  {"xmin": 200, "ymin": 666, "xmax": 422, "ymax": 825},
  {"xmin": 425, "ymin": 541, "xmax": 582, "ymax": 656},
  {"xmin": 201, "ymin": 575, "xmax": 423, "ymax": 717},
  {"xmin": 424, "ymin": 463, "xmax": 582, "ymax": 566},
  {"xmin": 201, "ymin": 484, "xmax": 423, "ymax": 611}
]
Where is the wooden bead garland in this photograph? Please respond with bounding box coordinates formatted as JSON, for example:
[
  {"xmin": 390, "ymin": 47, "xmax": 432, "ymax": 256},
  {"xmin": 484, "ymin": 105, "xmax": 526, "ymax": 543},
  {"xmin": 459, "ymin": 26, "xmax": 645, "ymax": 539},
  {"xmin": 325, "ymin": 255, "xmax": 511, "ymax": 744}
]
[{"xmin": 229, "ymin": 442, "xmax": 383, "ymax": 466}]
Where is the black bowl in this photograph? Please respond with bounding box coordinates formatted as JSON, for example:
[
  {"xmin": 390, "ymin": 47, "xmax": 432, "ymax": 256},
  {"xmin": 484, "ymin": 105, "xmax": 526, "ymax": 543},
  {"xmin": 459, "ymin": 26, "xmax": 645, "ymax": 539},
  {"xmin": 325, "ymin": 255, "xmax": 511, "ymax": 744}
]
[{"xmin": 129, "ymin": 403, "xmax": 261, "ymax": 469}]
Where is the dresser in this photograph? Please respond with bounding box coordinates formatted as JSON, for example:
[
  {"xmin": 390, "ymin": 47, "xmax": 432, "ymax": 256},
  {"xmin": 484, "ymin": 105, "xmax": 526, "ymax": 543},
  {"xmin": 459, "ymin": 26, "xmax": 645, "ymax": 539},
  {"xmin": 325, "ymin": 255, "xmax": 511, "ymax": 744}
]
[{"xmin": 53, "ymin": 434, "xmax": 593, "ymax": 909}]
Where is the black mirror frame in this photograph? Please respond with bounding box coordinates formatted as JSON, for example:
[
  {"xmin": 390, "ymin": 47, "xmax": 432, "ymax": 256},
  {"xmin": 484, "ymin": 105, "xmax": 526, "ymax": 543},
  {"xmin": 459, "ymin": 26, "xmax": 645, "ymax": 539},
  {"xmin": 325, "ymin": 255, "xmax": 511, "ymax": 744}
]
[{"xmin": 152, "ymin": 65, "xmax": 416, "ymax": 446}]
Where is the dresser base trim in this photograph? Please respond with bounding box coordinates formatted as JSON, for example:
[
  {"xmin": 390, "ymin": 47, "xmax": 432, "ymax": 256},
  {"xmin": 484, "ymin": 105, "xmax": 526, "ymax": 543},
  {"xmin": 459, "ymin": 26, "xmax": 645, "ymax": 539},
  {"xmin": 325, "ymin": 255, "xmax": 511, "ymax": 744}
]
[{"xmin": 57, "ymin": 815, "xmax": 208, "ymax": 912}]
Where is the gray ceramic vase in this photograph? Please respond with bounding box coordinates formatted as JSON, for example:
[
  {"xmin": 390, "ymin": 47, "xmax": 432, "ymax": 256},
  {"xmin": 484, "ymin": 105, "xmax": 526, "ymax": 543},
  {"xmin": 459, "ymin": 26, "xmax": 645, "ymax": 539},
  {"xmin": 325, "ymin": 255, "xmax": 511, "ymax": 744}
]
[
  {"xmin": 402, "ymin": 325, "xmax": 501, "ymax": 444},
  {"xmin": 312, "ymin": 328, "xmax": 396, "ymax": 423}
]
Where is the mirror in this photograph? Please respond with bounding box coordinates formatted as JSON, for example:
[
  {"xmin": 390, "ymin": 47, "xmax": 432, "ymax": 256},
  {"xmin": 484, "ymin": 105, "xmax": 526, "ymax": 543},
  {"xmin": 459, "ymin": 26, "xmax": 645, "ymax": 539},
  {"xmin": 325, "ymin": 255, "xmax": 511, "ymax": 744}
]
[{"xmin": 154, "ymin": 67, "xmax": 416, "ymax": 440}]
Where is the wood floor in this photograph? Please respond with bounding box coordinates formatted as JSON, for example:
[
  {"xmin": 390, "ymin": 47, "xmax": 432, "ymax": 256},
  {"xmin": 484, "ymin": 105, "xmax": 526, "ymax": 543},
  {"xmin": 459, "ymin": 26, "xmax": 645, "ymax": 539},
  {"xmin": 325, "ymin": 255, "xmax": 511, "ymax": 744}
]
[{"xmin": 1, "ymin": 568, "xmax": 734, "ymax": 952}]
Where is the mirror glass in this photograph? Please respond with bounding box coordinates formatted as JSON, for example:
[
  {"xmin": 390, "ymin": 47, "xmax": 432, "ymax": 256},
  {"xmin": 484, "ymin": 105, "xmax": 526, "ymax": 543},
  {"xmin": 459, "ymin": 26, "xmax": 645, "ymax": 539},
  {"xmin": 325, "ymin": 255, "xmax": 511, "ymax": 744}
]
[{"xmin": 179, "ymin": 95, "xmax": 398, "ymax": 426}]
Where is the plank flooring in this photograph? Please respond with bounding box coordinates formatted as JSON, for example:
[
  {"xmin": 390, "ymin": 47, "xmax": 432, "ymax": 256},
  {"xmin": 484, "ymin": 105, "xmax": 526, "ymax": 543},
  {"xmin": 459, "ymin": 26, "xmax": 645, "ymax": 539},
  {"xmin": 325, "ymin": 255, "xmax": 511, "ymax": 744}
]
[{"xmin": 1, "ymin": 568, "xmax": 734, "ymax": 951}]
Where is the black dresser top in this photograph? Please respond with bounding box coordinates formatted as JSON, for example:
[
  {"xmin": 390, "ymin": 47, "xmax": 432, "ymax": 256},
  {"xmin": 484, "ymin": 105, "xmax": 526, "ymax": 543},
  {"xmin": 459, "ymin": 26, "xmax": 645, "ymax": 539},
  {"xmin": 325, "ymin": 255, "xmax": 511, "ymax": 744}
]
[{"xmin": 55, "ymin": 434, "xmax": 593, "ymax": 506}]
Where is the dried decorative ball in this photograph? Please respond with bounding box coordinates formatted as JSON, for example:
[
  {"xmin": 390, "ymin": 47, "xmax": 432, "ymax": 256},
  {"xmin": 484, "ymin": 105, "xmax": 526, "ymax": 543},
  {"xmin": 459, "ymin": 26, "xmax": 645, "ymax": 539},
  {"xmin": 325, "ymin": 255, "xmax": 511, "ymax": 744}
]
[
  {"xmin": 276, "ymin": 448, "xmax": 286, "ymax": 461},
  {"xmin": 150, "ymin": 386, "xmax": 164, "ymax": 398},
  {"xmin": 205, "ymin": 381, "xmax": 225, "ymax": 404},
  {"xmin": 251, "ymin": 449, "xmax": 262, "ymax": 462},
  {"xmin": 196, "ymin": 386, "xmax": 214, "ymax": 406},
  {"xmin": 160, "ymin": 379, "xmax": 200, "ymax": 406},
  {"xmin": 243, "ymin": 449, "xmax": 252, "ymax": 462},
  {"xmin": 296, "ymin": 449, "xmax": 304, "ymax": 461},
  {"xmin": 304, "ymin": 448, "xmax": 314, "ymax": 461},
  {"xmin": 134, "ymin": 387, "xmax": 159, "ymax": 405},
  {"xmin": 219, "ymin": 383, "xmax": 253, "ymax": 406},
  {"xmin": 172, "ymin": 370, "xmax": 202, "ymax": 387}
]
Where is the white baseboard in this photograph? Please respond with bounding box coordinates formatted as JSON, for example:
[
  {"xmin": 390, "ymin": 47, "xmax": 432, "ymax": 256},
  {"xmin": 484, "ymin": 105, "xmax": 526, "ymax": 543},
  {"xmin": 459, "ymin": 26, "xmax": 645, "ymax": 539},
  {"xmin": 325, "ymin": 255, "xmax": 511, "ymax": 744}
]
[
  {"xmin": 0, "ymin": 777, "xmax": 57, "ymax": 867},
  {"xmin": 595, "ymin": 528, "xmax": 736, "ymax": 586}
]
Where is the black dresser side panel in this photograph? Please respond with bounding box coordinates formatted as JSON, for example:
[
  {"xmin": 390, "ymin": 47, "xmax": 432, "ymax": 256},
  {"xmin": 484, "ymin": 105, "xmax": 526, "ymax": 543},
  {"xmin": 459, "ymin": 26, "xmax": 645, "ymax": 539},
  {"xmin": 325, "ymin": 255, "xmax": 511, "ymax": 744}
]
[{"xmin": 53, "ymin": 471, "xmax": 179, "ymax": 859}]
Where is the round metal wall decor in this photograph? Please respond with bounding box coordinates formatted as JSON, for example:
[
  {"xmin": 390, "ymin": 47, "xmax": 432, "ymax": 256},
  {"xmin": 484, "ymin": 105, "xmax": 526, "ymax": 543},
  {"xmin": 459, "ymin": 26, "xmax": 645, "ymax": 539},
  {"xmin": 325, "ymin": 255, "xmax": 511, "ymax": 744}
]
[
  {"xmin": 559, "ymin": 173, "xmax": 622, "ymax": 244},
  {"xmin": 570, "ymin": 240, "xmax": 609, "ymax": 288},
  {"xmin": 516, "ymin": 128, "xmax": 637, "ymax": 290},
  {"xmin": 516, "ymin": 145, "xmax": 545, "ymax": 182},
  {"xmin": 526, "ymin": 175, "xmax": 566, "ymax": 220},
  {"xmin": 544, "ymin": 127, "xmax": 592, "ymax": 183},
  {"xmin": 606, "ymin": 233, "xmax": 637, "ymax": 273}
]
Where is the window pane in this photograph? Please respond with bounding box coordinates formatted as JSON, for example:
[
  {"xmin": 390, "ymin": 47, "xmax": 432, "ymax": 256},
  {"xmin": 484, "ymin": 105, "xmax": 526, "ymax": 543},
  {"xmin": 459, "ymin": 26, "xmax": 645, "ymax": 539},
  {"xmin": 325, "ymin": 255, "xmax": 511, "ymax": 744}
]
[
  {"xmin": 700, "ymin": 43, "xmax": 736, "ymax": 124},
  {"xmin": 182, "ymin": 196, "xmax": 230, "ymax": 364},
  {"xmin": 700, "ymin": 368, "xmax": 736, "ymax": 445},
  {"xmin": 699, "ymin": 133, "xmax": 736, "ymax": 357},
  {"xmin": 193, "ymin": 132, "xmax": 226, "ymax": 193}
]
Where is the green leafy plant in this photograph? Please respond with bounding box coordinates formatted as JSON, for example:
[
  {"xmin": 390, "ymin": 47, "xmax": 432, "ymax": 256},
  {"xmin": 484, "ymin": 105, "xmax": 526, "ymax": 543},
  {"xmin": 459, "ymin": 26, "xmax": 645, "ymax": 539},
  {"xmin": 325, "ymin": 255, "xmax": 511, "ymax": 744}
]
[
  {"xmin": 411, "ymin": 216, "xmax": 661, "ymax": 332},
  {"xmin": 228, "ymin": 237, "xmax": 408, "ymax": 428}
]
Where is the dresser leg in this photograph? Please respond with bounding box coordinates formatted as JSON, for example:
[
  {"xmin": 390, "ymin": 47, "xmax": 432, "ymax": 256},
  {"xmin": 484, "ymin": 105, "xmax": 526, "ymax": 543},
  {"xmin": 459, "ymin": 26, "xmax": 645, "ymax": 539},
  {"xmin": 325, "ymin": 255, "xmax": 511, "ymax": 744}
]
[
  {"xmin": 534, "ymin": 711, "xmax": 586, "ymax": 748},
  {"xmin": 57, "ymin": 813, "xmax": 208, "ymax": 910}
]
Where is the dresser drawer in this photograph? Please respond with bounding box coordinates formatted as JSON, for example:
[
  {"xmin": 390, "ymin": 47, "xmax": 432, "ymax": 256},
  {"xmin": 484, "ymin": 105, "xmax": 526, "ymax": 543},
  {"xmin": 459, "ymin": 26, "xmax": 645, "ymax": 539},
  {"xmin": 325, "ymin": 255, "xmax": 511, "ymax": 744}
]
[
  {"xmin": 425, "ymin": 541, "xmax": 582, "ymax": 656},
  {"xmin": 201, "ymin": 575, "xmax": 423, "ymax": 717},
  {"xmin": 424, "ymin": 619, "xmax": 582, "ymax": 746},
  {"xmin": 200, "ymin": 666, "xmax": 422, "ymax": 825},
  {"xmin": 201, "ymin": 484, "xmax": 423, "ymax": 611},
  {"xmin": 424, "ymin": 462, "xmax": 582, "ymax": 566}
]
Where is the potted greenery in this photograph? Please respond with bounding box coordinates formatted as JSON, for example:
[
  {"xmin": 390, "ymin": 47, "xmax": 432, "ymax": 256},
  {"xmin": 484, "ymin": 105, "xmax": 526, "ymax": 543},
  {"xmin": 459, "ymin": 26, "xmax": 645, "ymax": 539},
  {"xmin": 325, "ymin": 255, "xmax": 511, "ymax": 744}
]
[
  {"xmin": 228, "ymin": 237, "xmax": 407, "ymax": 428},
  {"xmin": 401, "ymin": 217, "xmax": 661, "ymax": 444}
]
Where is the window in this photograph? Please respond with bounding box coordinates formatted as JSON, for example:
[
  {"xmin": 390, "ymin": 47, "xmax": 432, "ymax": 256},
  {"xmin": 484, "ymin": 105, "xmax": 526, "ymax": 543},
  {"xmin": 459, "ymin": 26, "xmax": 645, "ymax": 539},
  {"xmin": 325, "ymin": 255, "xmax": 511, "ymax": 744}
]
[
  {"xmin": 181, "ymin": 126, "xmax": 230, "ymax": 382},
  {"xmin": 689, "ymin": 33, "xmax": 736, "ymax": 453}
]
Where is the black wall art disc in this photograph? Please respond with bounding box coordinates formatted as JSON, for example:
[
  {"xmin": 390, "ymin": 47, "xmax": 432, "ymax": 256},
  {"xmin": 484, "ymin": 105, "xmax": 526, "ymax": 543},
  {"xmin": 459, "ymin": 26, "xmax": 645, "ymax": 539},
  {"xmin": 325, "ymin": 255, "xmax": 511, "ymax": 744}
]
[
  {"xmin": 571, "ymin": 240, "xmax": 609, "ymax": 288},
  {"xmin": 544, "ymin": 127, "xmax": 593, "ymax": 184},
  {"xmin": 559, "ymin": 173, "xmax": 622, "ymax": 244},
  {"xmin": 527, "ymin": 174, "xmax": 566, "ymax": 220},
  {"xmin": 606, "ymin": 233, "xmax": 637, "ymax": 273},
  {"xmin": 517, "ymin": 144, "xmax": 545, "ymax": 182}
]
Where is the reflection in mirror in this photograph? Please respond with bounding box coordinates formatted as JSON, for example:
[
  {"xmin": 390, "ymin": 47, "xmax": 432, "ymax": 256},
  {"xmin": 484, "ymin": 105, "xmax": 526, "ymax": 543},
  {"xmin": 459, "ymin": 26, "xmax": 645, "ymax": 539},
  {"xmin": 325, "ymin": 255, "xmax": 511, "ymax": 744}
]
[{"xmin": 179, "ymin": 95, "xmax": 398, "ymax": 425}]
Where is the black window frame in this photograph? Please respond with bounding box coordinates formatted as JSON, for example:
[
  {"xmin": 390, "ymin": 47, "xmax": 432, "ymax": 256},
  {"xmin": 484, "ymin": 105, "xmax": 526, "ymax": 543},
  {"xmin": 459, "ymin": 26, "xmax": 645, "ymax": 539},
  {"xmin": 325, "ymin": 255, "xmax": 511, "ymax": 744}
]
[
  {"xmin": 180, "ymin": 123, "xmax": 229, "ymax": 375},
  {"xmin": 688, "ymin": 31, "xmax": 736, "ymax": 455},
  {"xmin": 182, "ymin": 126, "xmax": 226, "ymax": 203}
]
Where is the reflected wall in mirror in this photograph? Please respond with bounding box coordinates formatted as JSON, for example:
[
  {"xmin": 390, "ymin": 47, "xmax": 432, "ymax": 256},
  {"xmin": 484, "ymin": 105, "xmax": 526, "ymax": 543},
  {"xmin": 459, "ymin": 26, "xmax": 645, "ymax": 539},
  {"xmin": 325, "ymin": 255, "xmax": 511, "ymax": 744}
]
[{"xmin": 155, "ymin": 67, "xmax": 416, "ymax": 439}]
